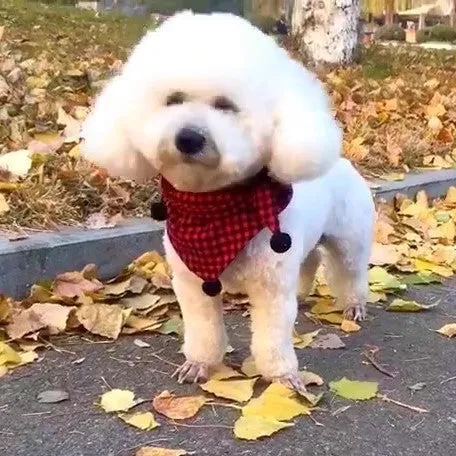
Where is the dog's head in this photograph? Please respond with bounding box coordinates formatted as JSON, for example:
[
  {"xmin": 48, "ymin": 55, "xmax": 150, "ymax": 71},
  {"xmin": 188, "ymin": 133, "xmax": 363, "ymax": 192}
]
[{"xmin": 82, "ymin": 11, "xmax": 341, "ymax": 192}]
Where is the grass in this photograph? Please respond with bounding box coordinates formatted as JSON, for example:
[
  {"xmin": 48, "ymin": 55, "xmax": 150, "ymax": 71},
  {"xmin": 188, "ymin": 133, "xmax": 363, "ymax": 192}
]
[{"xmin": 1, "ymin": 1, "xmax": 456, "ymax": 231}]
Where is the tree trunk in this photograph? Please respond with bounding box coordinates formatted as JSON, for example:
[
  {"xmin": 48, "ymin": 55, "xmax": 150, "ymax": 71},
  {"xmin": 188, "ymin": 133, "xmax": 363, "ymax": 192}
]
[
  {"xmin": 291, "ymin": 0, "xmax": 360, "ymax": 65},
  {"xmin": 385, "ymin": 0, "xmax": 394, "ymax": 25}
]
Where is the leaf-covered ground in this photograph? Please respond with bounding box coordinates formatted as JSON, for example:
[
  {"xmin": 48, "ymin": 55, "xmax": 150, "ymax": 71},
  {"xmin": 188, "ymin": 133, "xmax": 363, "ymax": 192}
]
[
  {"xmin": 1, "ymin": 1, "xmax": 456, "ymax": 230},
  {"xmin": 1, "ymin": 190, "xmax": 455, "ymax": 452}
]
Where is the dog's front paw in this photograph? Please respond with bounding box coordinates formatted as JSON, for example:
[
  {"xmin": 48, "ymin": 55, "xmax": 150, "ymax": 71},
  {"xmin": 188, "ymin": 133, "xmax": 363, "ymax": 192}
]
[
  {"xmin": 272, "ymin": 373, "xmax": 307, "ymax": 395},
  {"xmin": 172, "ymin": 360, "xmax": 209, "ymax": 384},
  {"xmin": 343, "ymin": 303, "xmax": 367, "ymax": 321}
]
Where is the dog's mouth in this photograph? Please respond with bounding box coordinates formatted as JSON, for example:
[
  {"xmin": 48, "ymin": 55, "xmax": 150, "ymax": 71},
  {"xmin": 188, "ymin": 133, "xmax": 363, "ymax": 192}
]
[{"xmin": 158, "ymin": 127, "xmax": 220, "ymax": 169}]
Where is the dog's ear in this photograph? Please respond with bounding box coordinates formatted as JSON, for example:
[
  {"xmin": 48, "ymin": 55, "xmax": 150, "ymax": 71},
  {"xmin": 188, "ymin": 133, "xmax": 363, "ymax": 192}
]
[
  {"xmin": 268, "ymin": 62, "xmax": 342, "ymax": 184},
  {"xmin": 81, "ymin": 76, "xmax": 157, "ymax": 182}
]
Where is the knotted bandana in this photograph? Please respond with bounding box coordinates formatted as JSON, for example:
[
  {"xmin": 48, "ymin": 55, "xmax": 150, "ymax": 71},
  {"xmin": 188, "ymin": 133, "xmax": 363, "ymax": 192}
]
[{"xmin": 151, "ymin": 168, "xmax": 293, "ymax": 296}]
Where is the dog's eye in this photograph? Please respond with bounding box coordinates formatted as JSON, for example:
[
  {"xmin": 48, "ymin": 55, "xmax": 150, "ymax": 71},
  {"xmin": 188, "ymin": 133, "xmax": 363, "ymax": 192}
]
[
  {"xmin": 212, "ymin": 96, "xmax": 238, "ymax": 113},
  {"xmin": 166, "ymin": 92, "xmax": 186, "ymax": 106}
]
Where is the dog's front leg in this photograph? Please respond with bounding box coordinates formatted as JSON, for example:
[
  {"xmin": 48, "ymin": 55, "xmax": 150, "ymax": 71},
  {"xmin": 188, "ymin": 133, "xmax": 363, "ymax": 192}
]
[
  {"xmin": 247, "ymin": 284, "xmax": 305, "ymax": 393},
  {"xmin": 171, "ymin": 274, "xmax": 228, "ymax": 383}
]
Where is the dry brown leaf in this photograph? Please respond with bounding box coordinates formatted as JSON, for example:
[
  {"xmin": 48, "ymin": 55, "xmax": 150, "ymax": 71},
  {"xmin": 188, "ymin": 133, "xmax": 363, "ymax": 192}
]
[
  {"xmin": 76, "ymin": 304, "xmax": 128, "ymax": 339},
  {"xmin": 152, "ymin": 390, "xmax": 206, "ymax": 420},
  {"xmin": 53, "ymin": 271, "xmax": 103, "ymax": 298},
  {"xmin": 310, "ymin": 333, "xmax": 346, "ymax": 349},
  {"xmin": 7, "ymin": 303, "xmax": 75, "ymax": 340},
  {"xmin": 369, "ymin": 243, "xmax": 401, "ymax": 266},
  {"xmin": 436, "ymin": 323, "xmax": 456, "ymax": 338},
  {"xmin": 341, "ymin": 319, "xmax": 361, "ymax": 333}
]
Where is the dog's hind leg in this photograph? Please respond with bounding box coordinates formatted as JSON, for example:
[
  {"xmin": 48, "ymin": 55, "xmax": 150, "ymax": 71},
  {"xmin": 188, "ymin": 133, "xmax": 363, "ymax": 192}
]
[
  {"xmin": 298, "ymin": 248, "xmax": 321, "ymax": 300},
  {"xmin": 321, "ymin": 234, "xmax": 370, "ymax": 321}
]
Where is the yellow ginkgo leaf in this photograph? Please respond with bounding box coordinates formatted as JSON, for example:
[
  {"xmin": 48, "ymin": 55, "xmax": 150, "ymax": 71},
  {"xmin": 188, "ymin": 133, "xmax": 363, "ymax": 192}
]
[
  {"xmin": 293, "ymin": 329, "xmax": 320, "ymax": 349},
  {"xmin": 210, "ymin": 364, "xmax": 242, "ymax": 380},
  {"xmin": 329, "ymin": 377, "xmax": 378, "ymax": 401},
  {"xmin": 340, "ymin": 319, "xmax": 361, "ymax": 333},
  {"xmin": 119, "ymin": 412, "xmax": 160, "ymax": 430},
  {"xmin": 311, "ymin": 300, "xmax": 341, "ymax": 315},
  {"xmin": 200, "ymin": 378, "xmax": 257, "ymax": 402},
  {"xmin": 234, "ymin": 415, "xmax": 293, "ymax": 440},
  {"xmin": 242, "ymin": 385, "xmax": 311, "ymax": 421},
  {"xmin": 414, "ymin": 259, "xmax": 453, "ymax": 278},
  {"xmin": 99, "ymin": 389, "xmax": 135, "ymax": 413},
  {"xmin": 312, "ymin": 312, "xmax": 344, "ymax": 325},
  {"xmin": 0, "ymin": 342, "xmax": 22, "ymax": 366},
  {"xmin": 436, "ymin": 323, "xmax": 456, "ymax": 338},
  {"xmin": 240, "ymin": 356, "xmax": 260, "ymax": 378}
]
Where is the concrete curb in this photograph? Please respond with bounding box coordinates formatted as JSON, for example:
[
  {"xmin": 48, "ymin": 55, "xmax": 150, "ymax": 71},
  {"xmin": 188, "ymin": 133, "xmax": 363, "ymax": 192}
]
[
  {"xmin": 1, "ymin": 168, "xmax": 456, "ymax": 299},
  {"xmin": 0, "ymin": 219, "xmax": 164, "ymax": 299},
  {"xmin": 370, "ymin": 168, "xmax": 456, "ymax": 202}
]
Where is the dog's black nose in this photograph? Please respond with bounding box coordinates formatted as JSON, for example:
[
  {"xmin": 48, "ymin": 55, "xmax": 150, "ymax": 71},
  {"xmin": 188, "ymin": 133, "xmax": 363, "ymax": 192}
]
[{"xmin": 175, "ymin": 128, "xmax": 205, "ymax": 155}]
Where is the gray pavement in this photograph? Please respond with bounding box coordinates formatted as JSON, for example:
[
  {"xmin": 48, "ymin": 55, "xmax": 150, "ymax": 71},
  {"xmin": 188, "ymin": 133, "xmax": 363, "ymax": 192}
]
[{"xmin": 1, "ymin": 280, "xmax": 456, "ymax": 456}]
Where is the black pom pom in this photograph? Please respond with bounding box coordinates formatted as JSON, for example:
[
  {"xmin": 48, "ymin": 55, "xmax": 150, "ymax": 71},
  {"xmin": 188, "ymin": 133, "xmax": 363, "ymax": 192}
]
[
  {"xmin": 270, "ymin": 231, "xmax": 292, "ymax": 253},
  {"xmin": 202, "ymin": 279, "xmax": 222, "ymax": 297},
  {"xmin": 150, "ymin": 201, "xmax": 167, "ymax": 221}
]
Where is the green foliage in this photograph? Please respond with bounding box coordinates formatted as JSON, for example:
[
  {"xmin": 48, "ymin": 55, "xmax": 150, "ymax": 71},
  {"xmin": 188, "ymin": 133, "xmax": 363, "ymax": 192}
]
[
  {"xmin": 416, "ymin": 25, "xmax": 456, "ymax": 43},
  {"xmin": 374, "ymin": 24, "xmax": 406, "ymax": 42}
]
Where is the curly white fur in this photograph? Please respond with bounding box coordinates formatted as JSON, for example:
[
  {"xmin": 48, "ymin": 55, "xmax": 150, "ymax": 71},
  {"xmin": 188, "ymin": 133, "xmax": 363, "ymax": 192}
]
[{"xmin": 82, "ymin": 11, "xmax": 374, "ymax": 389}]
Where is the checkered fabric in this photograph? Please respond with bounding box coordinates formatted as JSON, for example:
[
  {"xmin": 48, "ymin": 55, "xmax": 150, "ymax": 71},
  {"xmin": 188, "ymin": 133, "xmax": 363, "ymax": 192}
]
[{"xmin": 160, "ymin": 168, "xmax": 293, "ymax": 283}]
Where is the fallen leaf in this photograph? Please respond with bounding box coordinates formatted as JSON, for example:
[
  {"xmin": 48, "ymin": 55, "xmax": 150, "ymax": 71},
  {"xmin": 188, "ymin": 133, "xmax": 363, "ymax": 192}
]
[
  {"xmin": 17, "ymin": 350, "xmax": 38, "ymax": 366},
  {"xmin": 241, "ymin": 356, "xmax": 260, "ymax": 378},
  {"xmin": 37, "ymin": 390, "xmax": 69, "ymax": 404},
  {"xmin": 436, "ymin": 323, "xmax": 456, "ymax": 338},
  {"xmin": 76, "ymin": 304, "xmax": 127, "ymax": 339},
  {"xmin": 119, "ymin": 412, "xmax": 159, "ymax": 430},
  {"xmin": 153, "ymin": 390, "xmax": 206, "ymax": 420},
  {"xmin": 7, "ymin": 303, "xmax": 75, "ymax": 340},
  {"xmin": 156, "ymin": 315, "xmax": 183, "ymax": 336},
  {"xmin": 408, "ymin": 382, "xmax": 426, "ymax": 393},
  {"xmin": 293, "ymin": 329, "xmax": 320, "ymax": 349},
  {"xmin": 200, "ymin": 378, "xmax": 257, "ymax": 402},
  {"xmin": 53, "ymin": 271, "xmax": 103, "ymax": 298},
  {"xmin": 210, "ymin": 364, "xmax": 242, "ymax": 380},
  {"xmin": 0, "ymin": 342, "xmax": 21, "ymax": 366},
  {"xmin": 311, "ymin": 300, "xmax": 341, "ymax": 315},
  {"xmin": 329, "ymin": 377, "xmax": 378, "ymax": 400},
  {"xmin": 242, "ymin": 384, "xmax": 311, "ymax": 421},
  {"xmin": 233, "ymin": 415, "xmax": 293, "ymax": 440},
  {"xmin": 311, "ymin": 312, "xmax": 344, "ymax": 325},
  {"xmin": 341, "ymin": 319, "xmax": 361, "ymax": 333},
  {"xmin": 136, "ymin": 447, "xmax": 187, "ymax": 456},
  {"xmin": 133, "ymin": 339, "xmax": 151, "ymax": 348},
  {"xmin": 387, "ymin": 299, "xmax": 438, "ymax": 312},
  {"xmin": 369, "ymin": 243, "xmax": 401, "ymax": 266},
  {"xmin": 100, "ymin": 389, "xmax": 135, "ymax": 413},
  {"xmin": 414, "ymin": 259, "xmax": 453, "ymax": 278},
  {"xmin": 310, "ymin": 333, "xmax": 346, "ymax": 349},
  {"xmin": 299, "ymin": 391, "xmax": 324, "ymax": 406},
  {"xmin": 368, "ymin": 266, "xmax": 405, "ymax": 291},
  {"xmin": 300, "ymin": 370, "xmax": 324, "ymax": 386}
]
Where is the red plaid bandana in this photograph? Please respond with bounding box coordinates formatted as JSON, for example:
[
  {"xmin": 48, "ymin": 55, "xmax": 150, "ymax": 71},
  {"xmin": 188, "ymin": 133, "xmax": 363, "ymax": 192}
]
[{"xmin": 153, "ymin": 169, "xmax": 293, "ymax": 296}]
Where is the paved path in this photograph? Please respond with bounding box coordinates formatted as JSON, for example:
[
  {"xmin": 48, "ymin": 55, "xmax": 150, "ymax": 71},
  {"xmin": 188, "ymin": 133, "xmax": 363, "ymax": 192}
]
[{"xmin": 1, "ymin": 281, "xmax": 456, "ymax": 456}]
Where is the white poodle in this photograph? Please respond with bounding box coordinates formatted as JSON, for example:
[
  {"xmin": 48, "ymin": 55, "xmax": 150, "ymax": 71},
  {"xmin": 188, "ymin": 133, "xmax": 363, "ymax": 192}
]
[{"xmin": 82, "ymin": 11, "xmax": 374, "ymax": 392}]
